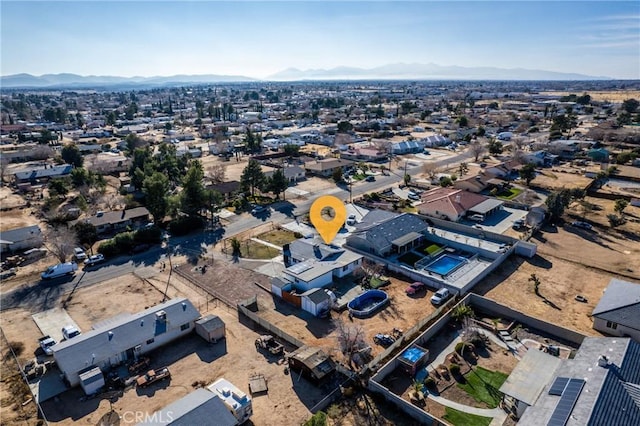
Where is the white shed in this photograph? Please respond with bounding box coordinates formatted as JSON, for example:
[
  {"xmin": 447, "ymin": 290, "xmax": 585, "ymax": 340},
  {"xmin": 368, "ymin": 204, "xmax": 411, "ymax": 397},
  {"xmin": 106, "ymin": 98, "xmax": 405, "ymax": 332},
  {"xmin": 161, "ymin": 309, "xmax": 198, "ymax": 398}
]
[
  {"xmin": 79, "ymin": 367, "xmax": 104, "ymax": 395},
  {"xmin": 195, "ymin": 315, "xmax": 226, "ymax": 343}
]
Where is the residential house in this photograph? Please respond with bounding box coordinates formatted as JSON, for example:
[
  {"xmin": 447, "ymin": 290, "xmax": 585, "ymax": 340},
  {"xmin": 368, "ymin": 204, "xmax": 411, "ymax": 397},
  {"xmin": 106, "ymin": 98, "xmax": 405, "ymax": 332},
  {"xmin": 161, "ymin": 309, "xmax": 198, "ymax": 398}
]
[
  {"xmin": 263, "ymin": 166, "xmax": 306, "ymax": 184},
  {"xmin": 304, "ymin": 158, "xmax": 354, "ymax": 177},
  {"xmin": 206, "ymin": 181, "xmax": 241, "ymax": 202},
  {"xmin": 592, "ymin": 278, "xmax": 640, "ymax": 341},
  {"xmin": 137, "ymin": 388, "xmax": 238, "ymax": 426},
  {"xmin": 517, "ymin": 337, "xmax": 640, "ymax": 425},
  {"xmin": 52, "ymin": 298, "xmax": 201, "ymax": 387},
  {"xmin": 453, "ymin": 175, "xmax": 491, "ymax": 193},
  {"xmin": 79, "ymin": 207, "xmax": 150, "ymax": 235},
  {"xmin": 207, "ymin": 378, "xmax": 253, "ymax": 424},
  {"xmin": 521, "ymin": 150, "xmax": 558, "ymax": 167},
  {"xmin": 341, "ymin": 147, "xmax": 388, "ymax": 162},
  {"xmin": 273, "ymin": 238, "xmax": 363, "ymax": 293},
  {"xmin": 390, "ymin": 140, "xmax": 423, "ymax": 155},
  {"xmin": 346, "ymin": 210, "xmax": 428, "ymax": 257},
  {"xmin": 417, "ymin": 187, "xmax": 502, "ymax": 222},
  {"xmin": 0, "ymin": 225, "xmax": 43, "ymax": 255},
  {"xmin": 587, "ymin": 148, "xmax": 609, "ymax": 163},
  {"xmin": 14, "ymin": 164, "xmax": 73, "ymax": 185},
  {"xmin": 421, "ymin": 135, "xmax": 451, "ymax": 147}
]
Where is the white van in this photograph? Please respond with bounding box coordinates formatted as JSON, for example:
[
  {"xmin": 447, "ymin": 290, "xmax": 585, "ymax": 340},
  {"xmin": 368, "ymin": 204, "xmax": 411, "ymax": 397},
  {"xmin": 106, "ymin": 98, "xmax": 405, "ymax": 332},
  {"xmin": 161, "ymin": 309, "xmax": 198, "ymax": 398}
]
[{"xmin": 41, "ymin": 262, "xmax": 78, "ymax": 280}]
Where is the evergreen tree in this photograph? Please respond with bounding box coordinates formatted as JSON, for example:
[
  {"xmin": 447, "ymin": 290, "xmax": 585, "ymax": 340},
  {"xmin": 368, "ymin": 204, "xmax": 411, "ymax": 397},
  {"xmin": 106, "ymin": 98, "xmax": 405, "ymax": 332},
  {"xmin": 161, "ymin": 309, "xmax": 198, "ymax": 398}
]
[{"xmin": 240, "ymin": 159, "xmax": 266, "ymax": 198}]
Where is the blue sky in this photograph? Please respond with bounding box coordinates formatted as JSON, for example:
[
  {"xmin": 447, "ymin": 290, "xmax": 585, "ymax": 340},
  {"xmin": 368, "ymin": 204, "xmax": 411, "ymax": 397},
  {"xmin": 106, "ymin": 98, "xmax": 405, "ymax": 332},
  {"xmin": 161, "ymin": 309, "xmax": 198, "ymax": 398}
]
[{"xmin": 2, "ymin": 1, "xmax": 639, "ymax": 79}]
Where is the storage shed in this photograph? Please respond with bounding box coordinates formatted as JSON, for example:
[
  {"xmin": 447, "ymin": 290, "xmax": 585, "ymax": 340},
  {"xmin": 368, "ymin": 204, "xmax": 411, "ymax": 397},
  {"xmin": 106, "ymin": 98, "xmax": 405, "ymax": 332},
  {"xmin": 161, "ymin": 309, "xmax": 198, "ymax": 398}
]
[
  {"xmin": 195, "ymin": 315, "xmax": 226, "ymax": 343},
  {"xmin": 79, "ymin": 366, "xmax": 105, "ymax": 395}
]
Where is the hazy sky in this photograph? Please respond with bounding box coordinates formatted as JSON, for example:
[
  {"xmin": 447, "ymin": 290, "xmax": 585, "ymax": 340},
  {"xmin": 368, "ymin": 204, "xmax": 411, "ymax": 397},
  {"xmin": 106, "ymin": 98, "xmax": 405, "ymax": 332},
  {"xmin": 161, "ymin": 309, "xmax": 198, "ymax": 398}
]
[{"xmin": 2, "ymin": 1, "xmax": 639, "ymax": 79}]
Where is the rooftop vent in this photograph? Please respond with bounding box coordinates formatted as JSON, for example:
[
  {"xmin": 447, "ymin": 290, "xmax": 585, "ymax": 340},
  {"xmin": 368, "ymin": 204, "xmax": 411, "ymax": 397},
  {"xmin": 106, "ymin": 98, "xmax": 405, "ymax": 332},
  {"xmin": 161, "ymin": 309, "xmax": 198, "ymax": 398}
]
[
  {"xmin": 597, "ymin": 355, "xmax": 609, "ymax": 367},
  {"xmin": 182, "ymin": 302, "xmax": 187, "ymax": 311},
  {"xmin": 156, "ymin": 311, "xmax": 167, "ymax": 321},
  {"xmin": 108, "ymin": 331, "xmax": 114, "ymax": 341},
  {"xmin": 455, "ymin": 195, "xmax": 461, "ymax": 204}
]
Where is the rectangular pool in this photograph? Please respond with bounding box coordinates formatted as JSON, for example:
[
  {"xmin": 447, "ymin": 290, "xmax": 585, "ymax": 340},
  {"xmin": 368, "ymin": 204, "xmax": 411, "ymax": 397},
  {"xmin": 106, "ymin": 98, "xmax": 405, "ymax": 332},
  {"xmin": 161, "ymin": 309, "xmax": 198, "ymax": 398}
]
[{"xmin": 425, "ymin": 254, "xmax": 466, "ymax": 276}]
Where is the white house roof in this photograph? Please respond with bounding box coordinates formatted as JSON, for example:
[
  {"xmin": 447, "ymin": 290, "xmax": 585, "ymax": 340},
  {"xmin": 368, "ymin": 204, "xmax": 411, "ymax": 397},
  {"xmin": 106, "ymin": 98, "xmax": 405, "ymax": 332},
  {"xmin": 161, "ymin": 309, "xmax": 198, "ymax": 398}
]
[{"xmin": 53, "ymin": 298, "xmax": 200, "ymax": 375}]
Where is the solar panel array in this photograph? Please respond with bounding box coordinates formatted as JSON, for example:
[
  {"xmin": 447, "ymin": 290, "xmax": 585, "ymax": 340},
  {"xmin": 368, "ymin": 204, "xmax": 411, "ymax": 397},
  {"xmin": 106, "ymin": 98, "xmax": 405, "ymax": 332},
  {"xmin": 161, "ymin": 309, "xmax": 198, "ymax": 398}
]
[
  {"xmin": 547, "ymin": 378, "xmax": 585, "ymax": 426},
  {"xmin": 548, "ymin": 377, "xmax": 570, "ymax": 396}
]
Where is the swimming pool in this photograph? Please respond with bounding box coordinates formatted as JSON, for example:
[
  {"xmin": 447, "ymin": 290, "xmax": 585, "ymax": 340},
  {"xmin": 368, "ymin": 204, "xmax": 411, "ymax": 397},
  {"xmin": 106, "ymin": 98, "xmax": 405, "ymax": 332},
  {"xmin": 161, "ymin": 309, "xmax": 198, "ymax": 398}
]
[
  {"xmin": 425, "ymin": 254, "xmax": 466, "ymax": 276},
  {"xmin": 347, "ymin": 290, "xmax": 389, "ymax": 318}
]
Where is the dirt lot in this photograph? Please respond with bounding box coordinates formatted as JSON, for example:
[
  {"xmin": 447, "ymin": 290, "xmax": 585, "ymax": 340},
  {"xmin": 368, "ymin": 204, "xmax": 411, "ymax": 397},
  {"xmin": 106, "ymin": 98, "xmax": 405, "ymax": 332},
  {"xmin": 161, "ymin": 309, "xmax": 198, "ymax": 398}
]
[
  {"xmin": 539, "ymin": 90, "xmax": 640, "ymax": 102},
  {"xmin": 255, "ymin": 276, "xmax": 438, "ymax": 361},
  {"xmin": 532, "ymin": 168, "xmax": 594, "ymax": 191},
  {"xmin": 1, "ymin": 268, "xmax": 344, "ymax": 426}
]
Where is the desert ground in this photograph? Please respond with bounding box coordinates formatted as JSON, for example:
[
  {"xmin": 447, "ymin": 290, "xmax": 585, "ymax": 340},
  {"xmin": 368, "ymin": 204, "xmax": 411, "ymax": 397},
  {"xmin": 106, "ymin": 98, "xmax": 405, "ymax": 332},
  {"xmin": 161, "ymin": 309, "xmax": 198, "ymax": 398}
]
[{"xmin": 538, "ymin": 90, "xmax": 640, "ymax": 102}]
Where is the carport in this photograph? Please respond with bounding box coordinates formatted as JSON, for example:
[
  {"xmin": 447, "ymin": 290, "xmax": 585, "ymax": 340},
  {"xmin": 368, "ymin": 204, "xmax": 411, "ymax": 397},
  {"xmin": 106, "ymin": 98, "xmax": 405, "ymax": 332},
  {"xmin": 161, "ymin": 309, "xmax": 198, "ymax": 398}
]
[
  {"xmin": 32, "ymin": 308, "xmax": 81, "ymax": 343},
  {"xmin": 468, "ymin": 198, "xmax": 504, "ymax": 219}
]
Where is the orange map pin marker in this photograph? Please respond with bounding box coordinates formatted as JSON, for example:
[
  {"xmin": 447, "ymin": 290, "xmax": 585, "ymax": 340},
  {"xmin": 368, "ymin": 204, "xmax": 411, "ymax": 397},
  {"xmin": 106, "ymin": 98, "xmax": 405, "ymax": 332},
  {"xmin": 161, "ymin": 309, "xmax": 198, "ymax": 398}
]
[{"xmin": 309, "ymin": 195, "xmax": 347, "ymax": 245}]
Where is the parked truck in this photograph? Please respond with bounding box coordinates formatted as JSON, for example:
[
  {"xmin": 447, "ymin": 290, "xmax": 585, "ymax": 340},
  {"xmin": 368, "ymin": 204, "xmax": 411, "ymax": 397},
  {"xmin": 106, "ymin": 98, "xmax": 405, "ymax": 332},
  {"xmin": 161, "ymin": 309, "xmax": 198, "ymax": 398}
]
[
  {"xmin": 38, "ymin": 336, "xmax": 56, "ymax": 356},
  {"xmin": 255, "ymin": 335, "xmax": 284, "ymax": 355},
  {"xmin": 136, "ymin": 367, "xmax": 171, "ymax": 387},
  {"xmin": 41, "ymin": 262, "xmax": 78, "ymax": 280}
]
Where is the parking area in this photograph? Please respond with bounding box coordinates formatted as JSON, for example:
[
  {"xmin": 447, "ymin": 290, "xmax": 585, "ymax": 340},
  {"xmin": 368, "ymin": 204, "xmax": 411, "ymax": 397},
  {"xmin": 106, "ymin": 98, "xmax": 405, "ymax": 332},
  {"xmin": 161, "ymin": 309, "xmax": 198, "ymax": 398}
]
[
  {"xmin": 460, "ymin": 207, "xmax": 529, "ymax": 234},
  {"xmin": 32, "ymin": 308, "xmax": 81, "ymax": 343}
]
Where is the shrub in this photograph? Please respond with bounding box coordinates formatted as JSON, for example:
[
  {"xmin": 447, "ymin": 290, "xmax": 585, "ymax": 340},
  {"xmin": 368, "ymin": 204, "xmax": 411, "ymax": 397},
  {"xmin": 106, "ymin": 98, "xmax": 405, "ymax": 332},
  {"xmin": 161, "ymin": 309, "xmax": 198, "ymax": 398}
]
[
  {"xmin": 449, "ymin": 363, "xmax": 461, "ymax": 375},
  {"xmin": 455, "ymin": 342, "xmax": 466, "ymax": 354},
  {"xmin": 424, "ymin": 377, "xmax": 436, "ymax": 389},
  {"xmin": 293, "ymin": 231, "xmax": 303, "ymax": 239},
  {"xmin": 7, "ymin": 341, "xmax": 25, "ymax": 357},
  {"xmin": 135, "ymin": 226, "xmax": 162, "ymax": 244}
]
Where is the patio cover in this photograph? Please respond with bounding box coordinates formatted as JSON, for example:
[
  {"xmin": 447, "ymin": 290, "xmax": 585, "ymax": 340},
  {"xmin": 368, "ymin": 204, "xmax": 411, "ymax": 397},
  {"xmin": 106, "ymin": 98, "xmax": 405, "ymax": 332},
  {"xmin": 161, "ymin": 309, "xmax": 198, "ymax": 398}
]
[
  {"xmin": 499, "ymin": 349, "xmax": 561, "ymax": 405},
  {"xmin": 468, "ymin": 198, "xmax": 504, "ymax": 215},
  {"xmin": 391, "ymin": 231, "xmax": 423, "ymax": 247}
]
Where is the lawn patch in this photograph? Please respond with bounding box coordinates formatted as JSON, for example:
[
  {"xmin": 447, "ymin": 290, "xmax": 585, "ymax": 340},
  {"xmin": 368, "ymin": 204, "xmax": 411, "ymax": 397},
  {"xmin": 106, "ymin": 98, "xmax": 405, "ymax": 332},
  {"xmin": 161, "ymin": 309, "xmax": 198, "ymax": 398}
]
[
  {"xmin": 443, "ymin": 407, "xmax": 492, "ymax": 426},
  {"xmin": 496, "ymin": 187, "xmax": 523, "ymax": 200},
  {"xmin": 240, "ymin": 240, "xmax": 280, "ymax": 259},
  {"xmin": 257, "ymin": 229, "xmax": 298, "ymax": 247},
  {"xmin": 457, "ymin": 367, "xmax": 508, "ymax": 408}
]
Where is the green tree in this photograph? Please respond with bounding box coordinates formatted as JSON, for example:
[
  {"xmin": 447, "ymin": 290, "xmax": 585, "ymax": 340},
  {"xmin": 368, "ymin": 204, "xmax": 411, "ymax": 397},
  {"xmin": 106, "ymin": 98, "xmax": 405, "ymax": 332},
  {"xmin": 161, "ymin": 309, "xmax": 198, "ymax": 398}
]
[
  {"xmin": 70, "ymin": 167, "xmax": 90, "ymax": 187},
  {"xmin": 125, "ymin": 133, "xmax": 147, "ymax": 153},
  {"xmin": 244, "ymin": 128, "xmax": 261, "ymax": 152},
  {"xmin": 622, "ymin": 98, "xmax": 639, "ymax": 114},
  {"xmin": 180, "ymin": 161, "xmax": 207, "ymax": 217},
  {"xmin": 488, "ymin": 139, "xmax": 503, "ymax": 155},
  {"xmin": 283, "ymin": 144, "xmax": 300, "ymax": 157},
  {"xmin": 332, "ymin": 168, "xmax": 344, "ymax": 184},
  {"xmin": 614, "ymin": 199, "xmax": 628, "ymax": 216},
  {"xmin": 61, "ymin": 144, "xmax": 83, "ymax": 167},
  {"xmin": 440, "ymin": 176, "xmax": 453, "ymax": 187},
  {"xmin": 240, "ymin": 159, "xmax": 266, "ymax": 198},
  {"xmin": 404, "ymin": 174, "xmax": 411, "ymax": 186},
  {"xmin": 268, "ymin": 169, "xmax": 288, "ymax": 200},
  {"xmin": 73, "ymin": 222, "xmax": 97, "ymax": 248},
  {"xmin": 459, "ymin": 162, "xmax": 469, "ymax": 176},
  {"xmin": 545, "ymin": 189, "xmax": 573, "ymax": 222},
  {"xmin": 230, "ymin": 238, "xmax": 242, "ymax": 258},
  {"xmin": 48, "ymin": 178, "xmax": 68, "ymax": 197},
  {"xmin": 519, "ymin": 163, "xmax": 537, "ymax": 186},
  {"xmin": 143, "ymin": 172, "xmax": 170, "ymax": 223},
  {"xmin": 457, "ymin": 115, "xmax": 469, "ymax": 127},
  {"xmin": 337, "ymin": 121, "xmax": 353, "ymax": 133}
]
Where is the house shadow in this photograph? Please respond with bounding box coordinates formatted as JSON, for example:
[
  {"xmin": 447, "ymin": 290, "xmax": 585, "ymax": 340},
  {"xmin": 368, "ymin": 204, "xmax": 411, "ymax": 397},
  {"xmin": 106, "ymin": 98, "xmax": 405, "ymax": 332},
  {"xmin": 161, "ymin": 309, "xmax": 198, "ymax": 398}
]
[
  {"xmin": 271, "ymin": 201, "xmax": 296, "ymax": 218},
  {"xmin": 289, "ymin": 371, "xmax": 342, "ymax": 411},
  {"xmin": 194, "ymin": 338, "xmax": 228, "ymax": 363},
  {"xmin": 40, "ymin": 387, "xmax": 102, "ymax": 422},
  {"xmin": 480, "ymin": 209, "xmax": 513, "ymax": 227},
  {"xmin": 525, "ymin": 254, "xmax": 553, "ymax": 269},
  {"xmin": 471, "ymin": 256, "xmax": 526, "ymax": 295}
]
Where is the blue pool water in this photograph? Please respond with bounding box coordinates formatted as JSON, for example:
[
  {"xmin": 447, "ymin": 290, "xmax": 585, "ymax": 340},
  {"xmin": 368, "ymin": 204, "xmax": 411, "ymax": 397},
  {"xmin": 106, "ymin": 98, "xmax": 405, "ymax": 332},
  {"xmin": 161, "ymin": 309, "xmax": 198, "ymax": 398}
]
[
  {"xmin": 425, "ymin": 254, "xmax": 465, "ymax": 276},
  {"xmin": 401, "ymin": 347, "xmax": 426, "ymax": 363}
]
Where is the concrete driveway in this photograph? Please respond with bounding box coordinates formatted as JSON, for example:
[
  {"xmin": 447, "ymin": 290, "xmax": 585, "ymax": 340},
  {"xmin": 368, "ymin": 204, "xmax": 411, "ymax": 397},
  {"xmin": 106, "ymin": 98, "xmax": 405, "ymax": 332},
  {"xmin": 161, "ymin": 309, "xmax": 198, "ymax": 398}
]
[
  {"xmin": 32, "ymin": 307, "xmax": 81, "ymax": 343},
  {"xmin": 460, "ymin": 207, "xmax": 528, "ymax": 234}
]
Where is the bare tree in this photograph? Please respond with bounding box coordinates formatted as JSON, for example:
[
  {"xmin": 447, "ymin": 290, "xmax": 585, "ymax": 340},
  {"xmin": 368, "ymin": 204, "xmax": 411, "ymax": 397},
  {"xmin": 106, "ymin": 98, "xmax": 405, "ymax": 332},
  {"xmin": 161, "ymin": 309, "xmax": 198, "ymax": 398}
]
[
  {"xmin": 334, "ymin": 133, "xmax": 353, "ymax": 146},
  {"xmin": 422, "ymin": 162, "xmax": 441, "ymax": 180},
  {"xmin": 334, "ymin": 320, "xmax": 368, "ymax": 368},
  {"xmin": 469, "ymin": 140, "xmax": 486, "ymax": 162},
  {"xmin": 32, "ymin": 145, "xmax": 54, "ymax": 161},
  {"xmin": 207, "ymin": 164, "xmax": 226, "ymax": 184},
  {"xmin": 44, "ymin": 226, "xmax": 78, "ymax": 263}
]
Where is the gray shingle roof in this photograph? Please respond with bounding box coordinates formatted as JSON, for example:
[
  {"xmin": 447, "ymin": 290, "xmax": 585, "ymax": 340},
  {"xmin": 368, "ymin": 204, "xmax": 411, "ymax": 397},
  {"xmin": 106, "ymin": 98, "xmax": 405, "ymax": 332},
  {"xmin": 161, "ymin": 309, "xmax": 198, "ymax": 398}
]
[
  {"xmin": 349, "ymin": 212, "xmax": 428, "ymax": 251},
  {"xmin": 82, "ymin": 207, "xmax": 150, "ymax": 228},
  {"xmin": 0, "ymin": 225, "xmax": 41, "ymax": 244},
  {"xmin": 137, "ymin": 388, "xmax": 238, "ymax": 426},
  {"xmin": 592, "ymin": 279, "xmax": 640, "ymax": 330}
]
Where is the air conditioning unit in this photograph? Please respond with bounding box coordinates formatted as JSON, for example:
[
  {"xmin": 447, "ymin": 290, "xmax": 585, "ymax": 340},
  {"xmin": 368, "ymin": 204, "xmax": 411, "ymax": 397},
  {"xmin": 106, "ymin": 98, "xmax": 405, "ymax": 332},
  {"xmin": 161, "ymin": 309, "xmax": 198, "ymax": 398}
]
[{"xmin": 156, "ymin": 311, "xmax": 167, "ymax": 322}]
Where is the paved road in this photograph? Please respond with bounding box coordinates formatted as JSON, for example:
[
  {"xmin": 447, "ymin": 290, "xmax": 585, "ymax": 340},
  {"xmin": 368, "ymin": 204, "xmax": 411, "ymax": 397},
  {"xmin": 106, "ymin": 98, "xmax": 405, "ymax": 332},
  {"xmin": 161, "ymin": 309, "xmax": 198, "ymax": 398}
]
[{"xmin": 1, "ymin": 149, "xmax": 473, "ymax": 312}]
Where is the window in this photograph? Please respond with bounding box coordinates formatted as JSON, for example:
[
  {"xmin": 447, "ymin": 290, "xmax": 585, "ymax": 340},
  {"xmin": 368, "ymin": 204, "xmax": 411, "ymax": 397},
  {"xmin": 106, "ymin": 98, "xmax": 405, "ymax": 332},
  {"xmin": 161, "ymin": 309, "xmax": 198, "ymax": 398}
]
[
  {"xmin": 146, "ymin": 338, "xmax": 155, "ymax": 345},
  {"xmin": 606, "ymin": 321, "xmax": 618, "ymax": 330},
  {"xmin": 180, "ymin": 323, "xmax": 190, "ymax": 331},
  {"xmin": 342, "ymin": 265, "xmax": 349, "ymax": 272}
]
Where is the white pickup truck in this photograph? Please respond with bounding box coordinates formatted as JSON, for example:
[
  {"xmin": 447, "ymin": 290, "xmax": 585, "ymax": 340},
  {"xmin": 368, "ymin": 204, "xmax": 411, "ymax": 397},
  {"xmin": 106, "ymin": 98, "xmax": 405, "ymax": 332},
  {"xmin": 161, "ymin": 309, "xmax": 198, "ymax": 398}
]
[{"xmin": 41, "ymin": 262, "xmax": 78, "ymax": 280}]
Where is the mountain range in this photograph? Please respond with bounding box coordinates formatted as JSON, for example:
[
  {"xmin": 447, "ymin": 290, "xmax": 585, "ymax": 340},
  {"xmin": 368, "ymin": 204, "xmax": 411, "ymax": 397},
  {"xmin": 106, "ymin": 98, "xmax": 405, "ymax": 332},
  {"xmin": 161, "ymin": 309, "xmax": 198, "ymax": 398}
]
[{"xmin": 1, "ymin": 63, "xmax": 610, "ymax": 88}]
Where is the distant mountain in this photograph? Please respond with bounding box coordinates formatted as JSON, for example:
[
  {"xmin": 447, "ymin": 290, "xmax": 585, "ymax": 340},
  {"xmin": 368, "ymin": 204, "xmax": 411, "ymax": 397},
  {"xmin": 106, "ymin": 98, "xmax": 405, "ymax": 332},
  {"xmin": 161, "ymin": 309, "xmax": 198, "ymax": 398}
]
[
  {"xmin": 267, "ymin": 63, "xmax": 611, "ymax": 81},
  {"xmin": 0, "ymin": 73, "xmax": 257, "ymax": 88}
]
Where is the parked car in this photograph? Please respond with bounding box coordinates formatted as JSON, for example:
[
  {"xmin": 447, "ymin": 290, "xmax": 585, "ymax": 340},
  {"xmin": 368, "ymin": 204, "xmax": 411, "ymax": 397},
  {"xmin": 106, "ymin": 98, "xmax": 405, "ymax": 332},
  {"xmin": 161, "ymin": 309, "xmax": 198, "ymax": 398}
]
[
  {"xmin": 430, "ymin": 288, "xmax": 451, "ymax": 305},
  {"xmin": 84, "ymin": 254, "xmax": 105, "ymax": 266},
  {"xmin": 373, "ymin": 334, "xmax": 395, "ymax": 347},
  {"xmin": 365, "ymin": 175, "xmax": 376, "ymax": 182},
  {"xmin": 39, "ymin": 336, "xmax": 56, "ymax": 355},
  {"xmin": 405, "ymin": 281, "xmax": 427, "ymax": 295},
  {"xmin": 62, "ymin": 325, "xmax": 81, "ymax": 340},
  {"xmin": 41, "ymin": 262, "xmax": 78, "ymax": 280},
  {"xmin": 469, "ymin": 214, "xmax": 484, "ymax": 222},
  {"xmin": 251, "ymin": 205, "xmax": 268, "ymax": 215},
  {"xmin": 572, "ymin": 221, "xmax": 593, "ymax": 230},
  {"xmin": 73, "ymin": 247, "xmax": 87, "ymax": 261},
  {"xmin": 346, "ymin": 214, "xmax": 357, "ymax": 226},
  {"xmin": 512, "ymin": 219, "xmax": 525, "ymax": 230}
]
